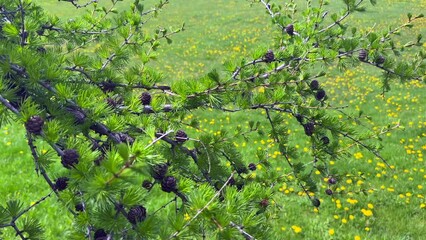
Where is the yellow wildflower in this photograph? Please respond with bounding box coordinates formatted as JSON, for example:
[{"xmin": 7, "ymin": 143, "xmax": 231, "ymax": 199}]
[
  {"xmin": 361, "ymin": 209, "xmax": 373, "ymax": 217},
  {"xmin": 291, "ymin": 225, "xmax": 302, "ymax": 234}
]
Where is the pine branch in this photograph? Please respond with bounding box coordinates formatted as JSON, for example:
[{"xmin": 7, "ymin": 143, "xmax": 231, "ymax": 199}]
[
  {"xmin": 0, "ymin": 193, "xmax": 52, "ymax": 239},
  {"xmin": 218, "ymin": 102, "xmax": 344, "ymax": 113},
  {"xmin": 168, "ymin": 172, "xmax": 235, "ymax": 239},
  {"xmin": 34, "ymin": 81, "xmax": 122, "ymax": 143},
  {"xmin": 231, "ymin": 58, "xmax": 267, "ymax": 80},
  {"xmin": 151, "ymin": 197, "xmax": 177, "ymax": 216},
  {"xmin": 18, "ymin": 0, "xmax": 26, "ymax": 46},
  {"xmin": 26, "ymin": 132, "xmax": 59, "ymax": 194},
  {"xmin": 186, "ymin": 60, "xmax": 306, "ymax": 100},
  {"xmin": 383, "ymin": 14, "xmax": 424, "ymax": 40},
  {"xmin": 100, "ymin": 24, "xmax": 181, "ymax": 70},
  {"xmin": 113, "ymin": 83, "xmax": 172, "ymax": 91},
  {"xmin": 140, "ymin": 0, "xmax": 170, "ymax": 16},
  {"xmin": 335, "ymin": 122, "xmax": 401, "ymax": 154},
  {"xmin": 361, "ymin": 60, "xmax": 422, "ymax": 81},
  {"xmin": 0, "ymin": 94, "xmax": 20, "ymax": 114},
  {"xmin": 265, "ymin": 109, "xmax": 315, "ymax": 202},
  {"xmin": 330, "ymin": 127, "xmax": 393, "ymax": 170},
  {"xmin": 240, "ymin": 61, "xmax": 290, "ymax": 82},
  {"xmin": 229, "ymin": 221, "xmax": 255, "ymax": 240},
  {"xmin": 12, "ymin": 193, "xmax": 53, "ymax": 223},
  {"xmin": 154, "ymin": 132, "xmax": 214, "ymax": 186},
  {"xmin": 318, "ymin": 0, "xmax": 364, "ymax": 33},
  {"xmin": 60, "ymin": 0, "xmax": 98, "ymax": 9},
  {"xmin": 259, "ymin": 0, "xmax": 284, "ymax": 30},
  {"xmin": 10, "ymin": 222, "xmax": 26, "ymax": 240},
  {"xmin": 105, "ymin": 155, "xmax": 137, "ymax": 186}
]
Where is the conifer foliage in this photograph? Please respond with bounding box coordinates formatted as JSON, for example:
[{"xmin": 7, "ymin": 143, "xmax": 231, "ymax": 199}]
[{"xmin": 0, "ymin": 0, "xmax": 425, "ymax": 239}]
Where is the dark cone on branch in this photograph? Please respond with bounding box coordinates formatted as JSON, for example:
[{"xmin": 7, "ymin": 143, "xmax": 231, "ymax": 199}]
[
  {"xmin": 13, "ymin": 85, "xmax": 29, "ymax": 105},
  {"xmin": 106, "ymin": 97, "xmax": 123, "ymax": 109},
  {"xmin": 315, "ymin": 89, "xmax": 326, "ymax": 101},
  {"xmin": 375, "ymin": 55, "xmax": 385, "ymax": 65},
  {"xmin": 94, "ymin": 229, "xmax": 108, "ymax": 240},
  {"xmin": 325, "ymin": 189, "xmax": 333, "ymax": 195},
  {"xmin": 143, "ymin": 105, "xmax": 154, "ymax": 113},
  {"xmin": 309, "ymin": 80, "xmax": 319, "ymax": 90},
  {"xmin": 127, "ymin": 205, "xmax": 147, "ymax": 224},
  {"xmin": 312, "ymin": 198, "xmax": 321, "ymax": 207},
  {"xmin": 94, "ymin": 154, "xmax": 105, "ymax": 166},
  {"xmin": 140, "ymin": 92, "xmax": 152, "ymax": 105},
  {"xmin": 142, "ymin": 180, "xmax": 153, "ymax": 190},
  {"xmin": 248, "ymin": 163, "xmax": 256, "ymax": 171},
  {"xmin": 303, "ymin": 122, "xmax": 315, "ymax": 136},
  {"xmin": 260, "ymin": 199, "xmax": 269, "ymax": 207},
  {"xmin": 75, "ymin": 203, "xmax": 85, "ymax": 212},
  {"xmin": 116, "ymin": 132, "xmax": 135, "ymax": 145},
  {"xmin": 320, "ymin": 136, "xmax": 330, "ymax": 145},
  {"xmin": 25, "ymin": 115, "xmax": 44, "ymax": 135},
  {"xmin": 358, "ymin": 49, "xmax": 368, "ymax": 61},
  {"xmin": 285, "ymin": 24, "xmax": 294, "ymax": 35},
  {"xmin": 100, "ymin": 80, "xmax": 116, "ymax": 93},
  {"xmin": 175, "ymin": 130, "xmax": 188, "ymax": 143},
  {"xmin": 263, "ymin": 50, "xmax": 275, "ymax": 63},
  {"xmin": 36, "ymin": 46, "xmax": 46, "ymax": 54},
  {"xmin": 36, "ymin": 29, "xmax": 45, "ymax": 36},
  {"xmin": 328, "ymin": 177, "xmax": 337, "ymax": 185},
  {"xmin": 151, "ymin": 163, "xmax": 168, "ymax": 180},
  {"xmin": 54, "ymin": 177, "xmax": 69, "ymax": 191},
  {"xmin": 295, "ymin": 114, "xmax": 304, "ymax": 123},
  {"xmin": 236, "ymin": 182, "xmax": 245, "ymax": 191},
  {"xmin": 161, "ymin": 176, "xmax": 177, "ymax": 193},
  {"xmin": 114, "ymin": 203, "xmax": 124, "ymax": 213},
  {"xmin": 227, "ymin": 177, "xmax": 236, "ymax": 186},
  {"xmin": 236, "ymin": 166, "xmax": 248, "ymax": 174},
  {"xmin": 163, "ymin": 104, "xmax": 173, "ymax": 112},
  {"xmin": 61, "ymin": 149, "xmax": 80, "ymax": 169}
]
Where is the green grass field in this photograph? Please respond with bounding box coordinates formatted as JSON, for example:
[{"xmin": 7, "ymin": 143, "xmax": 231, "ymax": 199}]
[{"xmin": 1, "ymin": 0, "xmax": 426, "ymax": 239}]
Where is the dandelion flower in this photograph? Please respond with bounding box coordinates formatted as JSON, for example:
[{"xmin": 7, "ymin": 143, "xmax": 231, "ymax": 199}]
[
  {"xmin": 361, "ymin": 209, "xmax": 373, "ymax": 217},
  {"xmin": 291, "ymin": 225, "xmax": 302, "ymax": 234}
]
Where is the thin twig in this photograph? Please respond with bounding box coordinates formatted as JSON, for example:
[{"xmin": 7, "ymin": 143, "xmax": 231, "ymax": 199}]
[
  {"xmin": 151, "ymin": 197, "xmax": 177, "ymax": 216},
  {"xmin": 265, "ymin": 109, "xmax": 314, "ymax": 201},
  {"xmin": 318, "ymin": 0, "xmax": 364, "ymax": 33},
  {"xmin": 229, "ymin": 221, "xmax": 255, "ymax": 240},
  {"xmin": 26, "ymin": 133, "xmax": 59, "ymax": 194},
  {"xmin": 168, "ymin": 172, "xmax": 235, "ymax": 239},
  {"xmin": 231, "ymin": 59, "xmax": 265, "ymax": 80},
  {"xmin": 259, "ymin": 0, "xmax": 284, "ymax": 29},
  {"xmin": 145, "ymin": 130, "xmax": 174, "ymax": 149},
  {"xmin": 322, "ymin": 124, "xmax": 393, "ymax": 170},
  {"xmin": 62, "ymin": 0, "xmax": 98, "ymax": 9},
  {"xmin": 18, "ymin": 0, "xmax": 26, "ymax": 46},
  {"xmin": 12, "ymin": 192, "xmax": 53, "ymax": 222},
  {"xmin": 10, "ymin": 222, "xmax": 26, "ymax": 240}
]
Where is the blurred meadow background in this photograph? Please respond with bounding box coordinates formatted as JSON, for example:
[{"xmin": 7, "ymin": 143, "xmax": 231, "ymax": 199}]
[{"xmin": 1, "ymin": 0, "xmax": 425, "ymax": 239}]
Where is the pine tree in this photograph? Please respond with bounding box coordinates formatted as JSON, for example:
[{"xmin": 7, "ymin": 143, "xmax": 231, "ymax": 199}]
[{"xmin": 0, "ymin": 0, "xmax": 425, "ymax": 239}]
